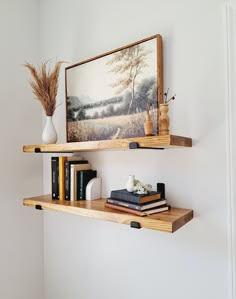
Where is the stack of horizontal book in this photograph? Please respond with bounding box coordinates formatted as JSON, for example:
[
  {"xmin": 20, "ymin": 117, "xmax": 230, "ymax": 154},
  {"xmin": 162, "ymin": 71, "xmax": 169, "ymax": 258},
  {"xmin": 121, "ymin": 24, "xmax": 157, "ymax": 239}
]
[
  {"xmin": 51, "ymin": 156, "xmax": 97, "ymax": 200},
  {"xmin": 105, "ymin": 189, "xmax": 169, "ymax": 216}
]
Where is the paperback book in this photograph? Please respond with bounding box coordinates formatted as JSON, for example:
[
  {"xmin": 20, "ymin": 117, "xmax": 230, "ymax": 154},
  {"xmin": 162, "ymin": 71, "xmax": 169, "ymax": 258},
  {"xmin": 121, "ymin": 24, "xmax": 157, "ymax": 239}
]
[
  {"xmin": 105, "ymin": 202, "xmax": 169, "ymax": 216},
  {"xmin": 106, "ymin": 197, "xmax": 167, "ymax": 211}
]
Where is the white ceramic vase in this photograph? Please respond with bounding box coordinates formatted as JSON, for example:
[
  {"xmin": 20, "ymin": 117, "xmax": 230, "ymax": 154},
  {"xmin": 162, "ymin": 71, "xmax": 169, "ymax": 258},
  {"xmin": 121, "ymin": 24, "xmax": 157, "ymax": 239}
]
[
  {"xmin": 126, "ymin": 175, "xmax": 134, "ymax": 192},
  {"xmin": 42, "ymin": 116, "xmax": 58, "ymax": 144}
]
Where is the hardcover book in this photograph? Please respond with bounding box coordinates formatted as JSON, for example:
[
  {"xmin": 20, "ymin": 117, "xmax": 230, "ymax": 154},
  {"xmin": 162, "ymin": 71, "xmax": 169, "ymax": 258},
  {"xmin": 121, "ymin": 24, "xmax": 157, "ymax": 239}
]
[
  {"xmin": 105, "ymin": 202, "xmax": 169, "ymax": 216},
  {"xmin": 59, "ymin": 156, "xmax": 67, "ymax": 200},
  {"xmin": 51, "ymin": 157, "xmax": 59, "ymax": 199},
  {"xmin": 65, "ymin": 160, "xmax": 88, "ymax": 200},
  {"xmin": 106, "ymin": 198, "xmax": 167, "ymax": 211},
  {"xmin": 110, "ymin": 189, "xmax": 161, "ymax": 204},
  {"xmin": 70, "ymin": 163, "xmax": 91, "ymax": 201},
  {"xmin": 77, "ymin": 170, "xmax": 97, "ymax": 200},
  {"xmin": 59, "ymin": 156, "xmax": 84, "ymax": 200}
]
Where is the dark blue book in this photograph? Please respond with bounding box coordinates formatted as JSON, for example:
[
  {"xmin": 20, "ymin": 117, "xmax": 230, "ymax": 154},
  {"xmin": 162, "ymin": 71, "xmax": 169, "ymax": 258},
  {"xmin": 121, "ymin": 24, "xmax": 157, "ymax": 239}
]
[
  {"xmin": 64, "ymin": 160, "xmax": 88, "ymax": 200},
  {"xmin": 77, "ymin": 170, "xmax": 97, "ymax": 200},
  {"xmin": 110, "ymin": 189, "xmax": 161, "ymax": 204}
]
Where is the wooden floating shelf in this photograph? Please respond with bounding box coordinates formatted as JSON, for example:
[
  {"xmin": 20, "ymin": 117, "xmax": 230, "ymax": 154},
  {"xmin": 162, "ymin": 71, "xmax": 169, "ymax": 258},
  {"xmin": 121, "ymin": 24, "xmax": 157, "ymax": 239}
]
[
  {"xmin": 23, "ymin": 135, "xmax": 192, "ymax": 153},
  {"xmin": 23, "ymin": 195, "xmax": 193, "ymax": 233}
]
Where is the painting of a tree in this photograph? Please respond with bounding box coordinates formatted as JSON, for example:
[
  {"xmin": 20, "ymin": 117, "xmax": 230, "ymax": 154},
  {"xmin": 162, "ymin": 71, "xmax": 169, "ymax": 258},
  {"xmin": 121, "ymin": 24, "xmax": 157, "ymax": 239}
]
[
  {"xmin": 106, "ymin": 45, "xmax": 149, "ymax": 114},
  {"xmin": 65, "ymin": 34, "xmax": 163, "ymax": 142}
]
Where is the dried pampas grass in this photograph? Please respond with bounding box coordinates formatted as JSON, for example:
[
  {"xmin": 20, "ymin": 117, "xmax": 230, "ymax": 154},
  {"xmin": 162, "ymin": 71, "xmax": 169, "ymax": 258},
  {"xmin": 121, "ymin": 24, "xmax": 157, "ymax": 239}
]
[{"xmin": 24, "ymin": 60, "xmax": 64, "ymax": 116}]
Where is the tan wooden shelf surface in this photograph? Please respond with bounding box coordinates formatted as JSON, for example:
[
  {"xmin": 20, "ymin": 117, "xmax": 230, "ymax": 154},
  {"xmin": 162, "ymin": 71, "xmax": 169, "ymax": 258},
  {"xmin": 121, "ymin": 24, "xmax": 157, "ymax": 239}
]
[
  {"xmin": 23, "ymin": 135, "xmax": 192, "ymax": 153},
  {"xmin": 23, "ymin": 195, "xmax": 193, "ymax": 233}
]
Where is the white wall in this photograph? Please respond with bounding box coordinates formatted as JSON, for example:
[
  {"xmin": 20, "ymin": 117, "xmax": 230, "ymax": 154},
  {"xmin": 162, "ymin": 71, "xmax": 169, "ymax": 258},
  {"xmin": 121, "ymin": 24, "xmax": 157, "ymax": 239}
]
[
  {"xmin": 41, "ymin": 0, "xmax": 229, "ymax": 298},
  {"xmin": 224, "ymin": 3, "xmax": 236, "ymax": 298},
  {"xmin": 0, "ymin": 1, "xmax": 43, "ymax": 298}
]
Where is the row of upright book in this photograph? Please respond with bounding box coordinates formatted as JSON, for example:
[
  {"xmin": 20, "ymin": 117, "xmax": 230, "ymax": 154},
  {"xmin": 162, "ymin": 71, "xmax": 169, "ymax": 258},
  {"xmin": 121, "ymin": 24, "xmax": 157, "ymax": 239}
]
[
  {"xmin": 105, "ymin": 183, "xmax": 169, "ymax": 216},
  {"xmin": 51, "ymin": 157, "xmax": 169, "ymax": 217},
  {"xmin": 51, "ymin": 156, "xmax": 97, "ymax": 200}
]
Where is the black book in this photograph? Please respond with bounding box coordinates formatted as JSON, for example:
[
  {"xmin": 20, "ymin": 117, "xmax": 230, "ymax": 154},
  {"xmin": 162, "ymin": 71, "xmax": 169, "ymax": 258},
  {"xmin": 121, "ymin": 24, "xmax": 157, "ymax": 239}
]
[
  {"xmin": 51, "ymin": 157, "xmax": 59, "ymax": 199},
  {"xmin": 110, "ymin": 189, "xmax": 161, "ymax": 204},
  {"xmin": 157, "ymin": 183, "xmax": 165, "ymax": 199},
  {"xmin": 106, "ymin": 197, "xmax": 167, "ymax": 211},
  {"xmin": 77, "ymin": 170, "xmax": 97, "ymax": 200},
  {"xmin": 65, "ymin": 160, "xmax": 88, "ymax": 200}
]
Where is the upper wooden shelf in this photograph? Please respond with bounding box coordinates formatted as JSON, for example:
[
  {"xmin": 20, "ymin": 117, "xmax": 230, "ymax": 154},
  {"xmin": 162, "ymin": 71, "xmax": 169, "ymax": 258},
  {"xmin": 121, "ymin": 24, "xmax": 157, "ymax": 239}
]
[
  {"xmin": 23, "ymin": 135, "xmax": 192, "ymax": 153},
  {"xmin": 23, "ymin": 195, "xmax": 193, "ymax": 233}
]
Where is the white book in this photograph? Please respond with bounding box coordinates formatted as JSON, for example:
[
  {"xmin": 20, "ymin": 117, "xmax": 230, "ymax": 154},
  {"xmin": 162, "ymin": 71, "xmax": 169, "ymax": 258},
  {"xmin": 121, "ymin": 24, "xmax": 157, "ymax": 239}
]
[{"xmin": 67, "ymin": 156, "xmax": 84, "ymax": 161}]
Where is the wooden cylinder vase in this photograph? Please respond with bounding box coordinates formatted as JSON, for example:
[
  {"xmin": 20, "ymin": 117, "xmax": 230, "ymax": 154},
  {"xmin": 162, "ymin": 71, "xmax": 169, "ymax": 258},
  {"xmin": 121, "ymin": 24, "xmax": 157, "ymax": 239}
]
[
  {"xmin": 159, "ymin": 104, "xmax": 169, "ymax": 135},
  {"xmin": 144, "ymin": 111, "xmax": 153, "ymax": 136}
]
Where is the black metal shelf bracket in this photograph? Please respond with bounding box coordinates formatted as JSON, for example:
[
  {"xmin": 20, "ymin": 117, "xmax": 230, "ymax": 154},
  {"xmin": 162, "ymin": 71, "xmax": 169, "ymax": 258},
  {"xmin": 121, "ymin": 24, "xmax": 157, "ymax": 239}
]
[
  {"xmin": 129, "ymin": 142, "xmax": 164, "ymax": 150},
  {"xmin": 35, "ymin": 204, "xmax": 43, "ymax": 210},
  {"xmin": 130, "ymin": 221, "xmax": 141, "ymax": 229}
]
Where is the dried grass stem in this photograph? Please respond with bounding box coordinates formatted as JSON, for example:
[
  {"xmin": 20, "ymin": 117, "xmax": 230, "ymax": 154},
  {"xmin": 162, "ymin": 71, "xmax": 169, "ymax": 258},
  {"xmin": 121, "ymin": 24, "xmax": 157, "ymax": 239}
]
[{"xmin": 24, "ymin": 61, "xmax": 63, "ymax": 116}]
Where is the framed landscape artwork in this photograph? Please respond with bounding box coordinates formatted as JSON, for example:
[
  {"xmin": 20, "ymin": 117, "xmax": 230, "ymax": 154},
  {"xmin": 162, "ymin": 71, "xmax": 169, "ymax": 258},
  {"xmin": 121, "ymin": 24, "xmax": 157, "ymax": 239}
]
[{"xmin": 65, "ymin": 34, "xmax": 163, "ymax": 142}]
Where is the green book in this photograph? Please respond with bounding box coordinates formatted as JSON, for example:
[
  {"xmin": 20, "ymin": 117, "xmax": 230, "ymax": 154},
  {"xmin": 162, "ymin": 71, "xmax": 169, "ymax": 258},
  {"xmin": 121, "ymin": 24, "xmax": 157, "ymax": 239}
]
[{"xmin": 77, "ymin": 170, "xmax": 97, "ymax": 200}]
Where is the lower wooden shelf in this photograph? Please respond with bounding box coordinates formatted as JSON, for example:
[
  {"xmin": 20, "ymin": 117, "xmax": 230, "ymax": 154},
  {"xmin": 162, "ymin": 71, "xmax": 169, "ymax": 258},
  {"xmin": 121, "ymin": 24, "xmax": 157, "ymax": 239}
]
[{"xmin": 23, "ymin": 195, "xmax": 193, "ymax": 233}]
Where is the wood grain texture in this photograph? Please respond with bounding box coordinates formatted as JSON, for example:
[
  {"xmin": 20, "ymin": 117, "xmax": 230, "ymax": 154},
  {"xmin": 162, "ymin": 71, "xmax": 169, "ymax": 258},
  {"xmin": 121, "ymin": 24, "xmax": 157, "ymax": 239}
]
[
  {"xmin": 23, "ymin": 135, "xmax": 192, "ymax": 153},
  {"xmin": 23, "ymin": 195, "xmax": 193, "ymax": 233},
  {"xmin": 157, "ymin": 34, "xmax": 163, "ymax": 104},
  {"xmin": 66, "ymin": 34, "xmax": 163, "ymax": 69}
]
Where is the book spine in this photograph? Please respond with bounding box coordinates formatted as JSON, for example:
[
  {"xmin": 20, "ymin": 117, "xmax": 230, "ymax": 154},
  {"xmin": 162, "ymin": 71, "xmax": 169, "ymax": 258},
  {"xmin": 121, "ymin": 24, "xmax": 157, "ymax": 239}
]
[
  {"xmin": 105, "ymin": 203, "xmax": 142, "ymax": 216},
  {"xmin": 107, "ymin": 198, "xmax": 167, "ymax": 211},
  {"xmin": 75, "ymin": 171, "xmax": 78, "ymax": 200},
  {"xmin": 51, "ymin": 157, "xmax": 59, "ymax": 199},
  {"xmin": 110, "ymin": 190, "xmax": 140, "ymax": 204},
  {"xmin": 59, "ymin": 156, "xmax": 67, "ymax": 200},
  {"xmin": 110, "ymin": 190, "xmax": 160, "ymax": 204},
  {"xmin": 70, "ymin": 166, "xmax": 77, "ymax": 201},
  {"xmin": 64, "ymin": 161, "xmax": 70, "ymax": 200},
  {"xmin": 76, "ymin": 171, "xmax": 81, "ymax": 201},
  {"xmin": 105, "ymin": 202, "xmax": 169, "ymax": 216},
  {"xmin": 107, "ymin": 198, "xmax": 142, "ymax": 210},
  {"xmin": 65, "ymin": 160, "xmax": 89, "ymax": 200},
  {"xmin": 141, "ymin": 205, "xmax": 169, "ymax": 216},
  {"xmin": 79, "ymin": 170, "xmax": 97, "ymax": 200},
  {"xmin": 79, "ymin": 171, "xmax": 84, "ymax": 200}
]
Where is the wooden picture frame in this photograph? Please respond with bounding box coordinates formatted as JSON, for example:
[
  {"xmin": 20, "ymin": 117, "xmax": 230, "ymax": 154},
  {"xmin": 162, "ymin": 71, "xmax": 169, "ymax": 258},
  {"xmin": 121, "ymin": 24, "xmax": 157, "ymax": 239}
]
[{"xmin": 65, "ymin": 34, "xmax": 163, "ymax": 142}]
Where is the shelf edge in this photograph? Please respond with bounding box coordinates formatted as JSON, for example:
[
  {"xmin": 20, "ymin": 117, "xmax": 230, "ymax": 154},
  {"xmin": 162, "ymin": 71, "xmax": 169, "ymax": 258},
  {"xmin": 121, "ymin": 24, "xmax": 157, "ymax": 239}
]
[
  {"xmin": 23, "ymin": 135, "xmax": 192, "ymax": 153},
  {"xmin": 23, "ymin": 196, "xmax": 193, "ymax": 233}
]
